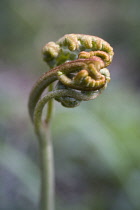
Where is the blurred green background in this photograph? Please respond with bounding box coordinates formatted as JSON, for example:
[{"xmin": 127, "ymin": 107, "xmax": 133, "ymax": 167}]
[{"xmin": 0, "ymin": 0, "xmax": 140, "ymax": 209}]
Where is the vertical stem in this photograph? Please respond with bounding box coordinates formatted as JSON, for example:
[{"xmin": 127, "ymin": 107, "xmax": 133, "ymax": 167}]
[
  {"xmin": 46, "ymin": 84, "xmax": 53, "ymax": 124},
  {"xmin": 39, "ymin": 84, "xmax": 55, "ymax": 210},
  {"xmin": 39, "ymin": 124, "xmax": 55, "ymax": 210}
]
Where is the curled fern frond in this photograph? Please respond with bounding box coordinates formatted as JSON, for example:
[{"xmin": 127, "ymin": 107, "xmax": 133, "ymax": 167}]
[
  {"xmin": 28, "ymin": 34, "xmax": 114, "ymax": 130},
  {"xmin": 42, "ymin": 34, "xmax": 113, "ymax": 67}
]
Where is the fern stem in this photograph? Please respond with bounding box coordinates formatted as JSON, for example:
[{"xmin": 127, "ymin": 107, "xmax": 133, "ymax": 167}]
[
  {"xmin": 39, "ymin": 124, "xmax": 54, "ymax": 210},
  {"xmin": 38, "ymin": 87, "xmax": 55, "ymax": 210},
  {"xmin": 45, "ymin": 84, "xmax": 53, "ymax": 124}
]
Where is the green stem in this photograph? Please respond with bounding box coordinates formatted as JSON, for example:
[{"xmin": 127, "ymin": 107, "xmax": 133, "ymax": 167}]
[
  {"xmin": 38, "ymin": 85, "xmax": 55, "ymax": 210},
  {"xmin": 46, "ymin": 84, "xmax": 53, "ymax": 124},
  {"xmin": 39, "ymin": 123, "xmax": 55, "ymax": 210}
]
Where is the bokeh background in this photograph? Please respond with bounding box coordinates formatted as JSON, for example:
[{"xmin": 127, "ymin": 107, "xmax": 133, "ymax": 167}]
[{"xmin": 1, "ymin": 0, "xmax": 140, "ymax": 209}]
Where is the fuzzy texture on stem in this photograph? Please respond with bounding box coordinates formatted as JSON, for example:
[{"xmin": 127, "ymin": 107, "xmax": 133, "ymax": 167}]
[{"xmin": 28, "ymin": 34, "xmax": 114, "ymax": 210}]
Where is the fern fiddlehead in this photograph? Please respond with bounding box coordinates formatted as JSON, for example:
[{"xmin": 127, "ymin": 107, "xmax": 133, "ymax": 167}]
[{"xmin": 28, "ymin": 34, "xmax": 114, "ymax": 210}]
